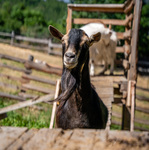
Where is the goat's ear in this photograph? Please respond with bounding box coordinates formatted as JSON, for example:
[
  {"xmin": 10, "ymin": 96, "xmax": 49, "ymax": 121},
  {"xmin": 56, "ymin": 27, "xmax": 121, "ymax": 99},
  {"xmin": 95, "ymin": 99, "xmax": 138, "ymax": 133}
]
[
  {"xmin": 49, "ymin": 25, "xmax": 63, "ymax": 41},
  {"xmin": 89, "ymin": 32, "xmax": 101, "ymax": 46}
]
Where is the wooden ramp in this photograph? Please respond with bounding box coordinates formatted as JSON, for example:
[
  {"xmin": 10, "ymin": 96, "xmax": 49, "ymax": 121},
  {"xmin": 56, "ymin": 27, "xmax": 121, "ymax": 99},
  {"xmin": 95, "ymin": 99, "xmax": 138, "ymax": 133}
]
[
  {"xmin": 91, "ymin": 76, "xmax": 114, "ymax": 130},
  {"xmin": 0, "ymin": 127, "xmax": 148, "ymax": 150}
]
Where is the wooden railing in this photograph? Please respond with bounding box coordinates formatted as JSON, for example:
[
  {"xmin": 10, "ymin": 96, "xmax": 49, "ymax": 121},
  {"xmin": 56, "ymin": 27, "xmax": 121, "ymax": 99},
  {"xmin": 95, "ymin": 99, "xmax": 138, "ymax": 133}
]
[{"xmin": 0, "ymin": 31, "xmax": 62, "ymax": 56}]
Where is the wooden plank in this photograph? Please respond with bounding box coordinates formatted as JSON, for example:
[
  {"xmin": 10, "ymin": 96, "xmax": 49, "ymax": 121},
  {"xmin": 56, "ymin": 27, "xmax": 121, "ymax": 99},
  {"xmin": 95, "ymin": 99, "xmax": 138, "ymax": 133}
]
[
  {"xmin": 124, "ymin": 0, "xmax": 134, "ymax": 14},
  {"xmin": 0, "ymin": 82, "xmax": 19, "ymax": 90},
  {"xmin": 66, "ymin": 7, "xmax": 72, "ymax": 32},
  {"xmin": 116, "ymin": 45, "xmax": 131, "ymax": 54},
  {"xmin": 0, "ymin": 32, "xmax": 11, "ymax": 37},
  {"xmin": 24, "ymin": 61, "xmax": 62, "ymax": 76},
  {"xmin": 95, "ymin": 88, "xmax": 113, "ymax": 95},
  {"xmin": 123, "ymin": 59, "xmax": 130, "ymax": 70},
  {"xmin": 22, "ymin": 128, "xmax": 62, "ymax": 150},
  {"xmin": 136, "ymin": 95, "xmax": 149, "ymax": 102},
  {"xmin": 18, "ymin": 92, "xmax": 38, "ymax": 99},
  {"xmin": 117, "ymin": 103, "xmax": 149, "ymax": 114},
  {"xmin": 112, "ymin": 111, "xmax": 149, "ymax": 126},
  {"xmin": 65, "ymin": 129, "xmax": 96, "ymax": 150},
  {"xmin": 68, "ymin": 4, "xmax": 124, "ymax": 13},
  {"xmin": 0, "ymin": 73, "xmax": 22, "ymax": 81},
  {"xmin": 93, "ymin": 130, "xmax": 107, "ymax": 149},
  {"xmin": 117, "ymin": 32, "xmax": 124, "ymax": 39},
  {"xmin": 73, "ymin": 18, "xmax": 126, "ymax": 26},
  {"xmin": 0, "ymin": 53, "xmax": 26, "ymax": 63},
  {"xmin": 21, "ymin": 84, "xmax": 54, "ymax": 94},
  {"xmin": 112, "ymin": 120, "xmax": 149, "ymax": 131},
  {"xmin": 52, "ymin": 130, "xmax": 73, "ymax": 150},
  {"xmin": 0, "ymin": 127, "xmax": 28, "ymax": 150},
  {"xmin": 50, "ymin": 79, "xmax": 61, "ymax": 129},
  {"xmin": 7, "ymin": 129, "xmax": 38, "ymax": 150},
  {"xmin": 116, "ymin": 46, "xmax": 124, "ymax": 53},
  {"xmin": 22, "ymin": 74, "xmax": 56, "ymax": 85},
  {"xmin": 128, "ymin": 0, "xmax": 142, "ymax": 81},
  {"xmin": 0, "ymin": 63, "xmax": 31, "ymax": 74},
  {"xmin": 0, "ymin": 92, "xmax": 26, "ymax": 101},
  {"xmin": 15, "ymin": 35, "xmax": 49, "ymax": 44},
  {"xmin": 137, "ymin": 86, "xmax": 149, "ymax": 92},
  {"xmin": 0, "ymin": 94, "xmax": 54, "ymax": 114}
]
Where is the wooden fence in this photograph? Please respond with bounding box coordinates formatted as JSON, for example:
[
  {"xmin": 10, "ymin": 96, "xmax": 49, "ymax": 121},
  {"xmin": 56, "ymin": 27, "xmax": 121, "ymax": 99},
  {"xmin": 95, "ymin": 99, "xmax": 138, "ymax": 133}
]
[
  {"xmin": 0, "ymin": 53, "xmax": 149, "ymax": 131},
  {"xmin": 0, "ymin": 53, "xmax": 62, "ymax": 123},
  {"xmin": 0, "ymin": 31, "xmax": 62, "ymax": 56}
]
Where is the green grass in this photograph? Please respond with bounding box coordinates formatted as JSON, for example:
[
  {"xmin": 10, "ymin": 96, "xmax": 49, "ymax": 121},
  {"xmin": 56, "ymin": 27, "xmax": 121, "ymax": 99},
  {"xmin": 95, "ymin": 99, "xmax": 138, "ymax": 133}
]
[{"xmin": 0, "ymin": 98, "xmax": 53, "ymax": 129}]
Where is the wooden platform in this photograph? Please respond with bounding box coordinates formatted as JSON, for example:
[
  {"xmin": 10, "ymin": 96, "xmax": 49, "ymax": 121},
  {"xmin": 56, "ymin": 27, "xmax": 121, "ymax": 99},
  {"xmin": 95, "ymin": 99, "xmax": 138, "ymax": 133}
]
[
  {"xmin": 0, "ymin": 127, "xmax": 148, "ymax": 150},
  {"xmin": 91, "ymin": 76, "xmax": 126, "ymax": 129}
]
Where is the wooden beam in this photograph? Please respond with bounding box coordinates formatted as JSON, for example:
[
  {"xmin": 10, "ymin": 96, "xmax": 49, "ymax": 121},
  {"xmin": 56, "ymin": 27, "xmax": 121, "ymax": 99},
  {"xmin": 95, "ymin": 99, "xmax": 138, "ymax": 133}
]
[
  {"xmin": 124, "ymin": 0, "xmax": 134, "ymax": 14},
  {"xmin": 123, "ymin": 59, "xmax": 130, "ymax": 70},
  {"xmin": 66, "ymin": 7, "xmax": 72, "ymax": 33},
  {"xmin": 73, "ymin": 18, "xmax": 126, "ymax": 26},
  {"xmin": 22, "ymin": 74, "xmax": 56, "ymax": 86},
  {"xmin": 123, "ymin": 29, "xmax": 132, "ymax": 39},
  {"xmin": 0, "ymin": 73, "xmax": 22, "ymax": 82},
  {"xmin": 68, "ymin": 4, "xmax": 124, "ymax": 13},
  {"xmin": 50, "ymin": 79, "xmax": 61, "ymax": 129},
  {"xmin": 0, "ymin": 94, "xmax": 54, "ymax": 114},
  {"xmin": 112, "ymin": 111, "xmax": 149, "ymax": 126},
  {"xmin": 21, "ymin": 84, "xmax": 54, "ymax": 94},
  {"xmin": 15, "ymin": 36, "xmax": 49, "ymax": 44},
  {"xmin": 117, "ymin": 30, "xmax": 132, "ymax": 40},
  {"xmin": 0, "ymin": 92, "xmax": 26, "ymax": 101},
  {"xmin": 24, "ymin": 61, "xmax": 62, "ymax": 76},
  {"xmin": 0, "ymin": 63, "xmax": 31, "ymax": 74},
  {"xmin": 128, "ymin": 0, "xmax": 142, "ymax": 81},
  {"xmin": 0, "ymin": 82, "xmax": 19, "ymax": 90},
  {"xmin": 116, "ymin": 47, "xmax": 124, "ymax": 53},
  {"xmin": 0, "ymin": 53, "xmax": 26, "ymax": 63}
]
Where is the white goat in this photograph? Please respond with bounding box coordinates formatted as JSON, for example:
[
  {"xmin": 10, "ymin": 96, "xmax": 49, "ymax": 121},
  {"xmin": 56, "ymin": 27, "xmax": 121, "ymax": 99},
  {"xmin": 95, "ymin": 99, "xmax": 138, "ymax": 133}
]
[{"xmin": 80, "ymin": 23, "xmax": 117, "ymax": 75}]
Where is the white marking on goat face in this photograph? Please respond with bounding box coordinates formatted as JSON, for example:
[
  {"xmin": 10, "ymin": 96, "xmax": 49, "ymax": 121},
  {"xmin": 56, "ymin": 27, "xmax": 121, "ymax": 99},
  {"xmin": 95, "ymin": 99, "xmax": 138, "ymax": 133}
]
[{"xmin": 62, "ymin": 29, "xmax": 89, "ymax": 70}]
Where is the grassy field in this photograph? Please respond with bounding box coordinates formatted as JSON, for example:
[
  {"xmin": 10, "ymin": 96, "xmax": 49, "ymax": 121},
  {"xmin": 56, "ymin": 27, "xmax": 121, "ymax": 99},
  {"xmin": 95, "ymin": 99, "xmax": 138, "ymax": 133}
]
[{"xmin": 0, "ymin": 43, "xmax": 149, "ymax": 130}]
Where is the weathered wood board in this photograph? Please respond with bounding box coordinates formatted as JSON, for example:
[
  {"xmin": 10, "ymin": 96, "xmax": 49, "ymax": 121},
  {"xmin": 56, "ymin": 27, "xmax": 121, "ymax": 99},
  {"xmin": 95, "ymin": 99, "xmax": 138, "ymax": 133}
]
[
  {"xmin": 0, "ymin": 127, "xmax": 148, "ymax": 150},
  {"xmin": 91, "ymin": 76, "xmax": 115, "ymax": 130}
]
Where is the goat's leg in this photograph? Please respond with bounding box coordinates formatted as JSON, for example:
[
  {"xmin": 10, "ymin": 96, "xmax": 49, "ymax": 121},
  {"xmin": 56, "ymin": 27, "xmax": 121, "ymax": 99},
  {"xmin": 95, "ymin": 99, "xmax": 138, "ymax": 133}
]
[
  {"xmin": 98, "ymin": 61, "xmax": 108, "ymax": 75},
  {"xmin": 90, "ymin": 59, "xmax": 95, "ymax": 76},
  {"xmin": 110, "ymin": 60, "xmax": 114, "ymax": 75}
]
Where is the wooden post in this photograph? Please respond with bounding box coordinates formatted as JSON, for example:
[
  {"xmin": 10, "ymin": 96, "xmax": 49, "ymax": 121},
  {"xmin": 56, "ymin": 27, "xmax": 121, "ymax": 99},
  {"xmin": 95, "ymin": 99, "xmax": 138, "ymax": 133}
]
[
  {"xmin": 122, "ymin": 0, "xmax": 142, "ymax": 131},
  {"xmin": 130, "ymin": 81, "xmax": 136, "ymax": 132},
  {"xmin": 48, "ymin": 39, "xmax": 53, "ymax": 54},
  {"xmin": 49, "ymin": 79, "xmax": 61, "ymax": 129},
  {"xmin": 20, "ymin": 55, "xmax": 34, "ymax": 93},
  {"xmin": 10, "ymin": 31, "xmax": 15, "ymax": 45},
  {"xmin": 66, "ymin": 7, "xmax": 72, "ymax": 33}
]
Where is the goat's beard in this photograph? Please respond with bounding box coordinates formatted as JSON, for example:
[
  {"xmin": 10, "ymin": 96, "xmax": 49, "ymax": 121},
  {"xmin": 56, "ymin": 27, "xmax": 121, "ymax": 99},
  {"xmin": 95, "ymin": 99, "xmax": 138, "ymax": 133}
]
[{"xmin": 55, "ymin": 71, "xmax": 77, "ymax": 103}]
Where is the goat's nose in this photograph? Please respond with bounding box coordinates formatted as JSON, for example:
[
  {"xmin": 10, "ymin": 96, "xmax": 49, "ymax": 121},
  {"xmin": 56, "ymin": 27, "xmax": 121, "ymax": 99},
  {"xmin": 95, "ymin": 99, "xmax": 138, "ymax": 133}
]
[{"xmin": 65, "ymin": 52, "xmax": 75, "ymax": 58}]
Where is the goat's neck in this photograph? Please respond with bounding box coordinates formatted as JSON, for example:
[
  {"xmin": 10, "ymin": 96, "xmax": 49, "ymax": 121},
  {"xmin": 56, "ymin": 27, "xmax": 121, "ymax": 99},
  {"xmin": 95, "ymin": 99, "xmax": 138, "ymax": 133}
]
[{"xmin": 61, "ymin": 55, "xmax": 91, "ymax": 95}]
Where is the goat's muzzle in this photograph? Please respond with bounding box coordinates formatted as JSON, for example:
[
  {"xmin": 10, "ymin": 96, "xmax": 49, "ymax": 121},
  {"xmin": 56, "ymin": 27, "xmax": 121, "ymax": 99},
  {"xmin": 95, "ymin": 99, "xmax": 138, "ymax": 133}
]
[{"xmin": 64, "ymin": 52, "xmax": 78, "ymax": 69}]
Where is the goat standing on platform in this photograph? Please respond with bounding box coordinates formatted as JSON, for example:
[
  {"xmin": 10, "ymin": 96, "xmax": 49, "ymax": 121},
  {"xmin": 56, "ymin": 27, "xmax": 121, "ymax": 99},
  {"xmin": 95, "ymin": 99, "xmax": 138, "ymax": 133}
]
[
  {"xmin": 81, "ymin": 23, "xmax": 117, "ymax": 76},
  {"xmin": 49, "ymin": 25, "xmax": 108, "ymax": 129}
]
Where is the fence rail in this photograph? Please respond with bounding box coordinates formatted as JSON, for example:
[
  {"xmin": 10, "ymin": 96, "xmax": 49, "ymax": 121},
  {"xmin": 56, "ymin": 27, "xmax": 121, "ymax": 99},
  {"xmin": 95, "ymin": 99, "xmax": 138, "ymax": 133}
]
[{"xmin": 0, "ymin": 31, "xmax": 62, "ymax": 55}]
